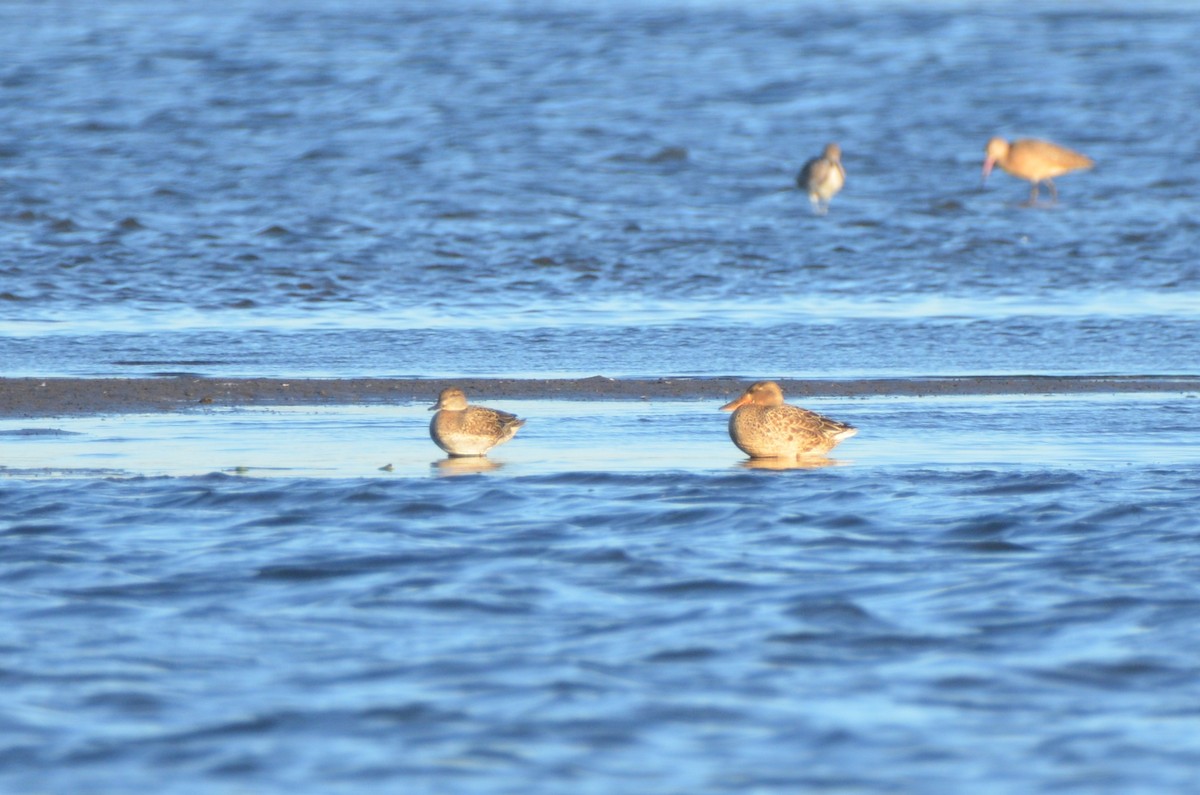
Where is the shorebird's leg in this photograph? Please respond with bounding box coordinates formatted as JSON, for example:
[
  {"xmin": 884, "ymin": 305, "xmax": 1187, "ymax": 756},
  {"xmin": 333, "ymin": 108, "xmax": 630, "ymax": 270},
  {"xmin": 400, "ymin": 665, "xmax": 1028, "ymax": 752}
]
[
  {"xmin": 1046, "ymin": 179, "xmax": 1058, "ymax": 203},
  {"xmin": 1024, "ymin": 182, "xmax": 1039, "ymax": 206}
]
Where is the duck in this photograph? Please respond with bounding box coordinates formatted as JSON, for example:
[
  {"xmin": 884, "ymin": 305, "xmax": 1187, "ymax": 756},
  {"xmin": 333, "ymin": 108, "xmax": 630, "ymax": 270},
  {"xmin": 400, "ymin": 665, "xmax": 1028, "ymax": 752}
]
[
  {"xmin": 720, "ymin": 381, "xmax": 856, "ymax": 459},
  {"xmin": 429, "ymin": 387, "xmax": 525, "ymax": 457},
  {"xmin": 797, "ymin": 142, "xmax": 845, "ymax": 215},
  {"xmin": 982, "ymin": 137, "xmax": 1094, "ymax": 204}
]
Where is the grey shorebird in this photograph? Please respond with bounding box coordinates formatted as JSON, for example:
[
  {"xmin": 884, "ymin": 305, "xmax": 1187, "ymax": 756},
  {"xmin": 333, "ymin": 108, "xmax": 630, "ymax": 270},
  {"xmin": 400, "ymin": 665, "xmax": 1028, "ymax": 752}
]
[{"xmin": 797, "ymin": 142, "xmax": 845, "ymax": 215}]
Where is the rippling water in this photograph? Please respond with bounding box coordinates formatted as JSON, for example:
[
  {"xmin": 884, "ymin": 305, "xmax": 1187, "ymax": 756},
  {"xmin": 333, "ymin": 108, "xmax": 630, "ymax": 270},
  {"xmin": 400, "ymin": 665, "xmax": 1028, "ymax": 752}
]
[
  {"xmin": 3, "ymin": 0, "xmax": 1199, "ymax": 377},
  {"xmin": 3, "ymin": 1, "xmax": 1200, "ymax": 792},
  {"xmin": 5, "ymin": 395, "xmax": 1200, "ymax": 792},
  {"xmin": 5, "ymin": 462, "xmax": 1200, "ymax": 793}
]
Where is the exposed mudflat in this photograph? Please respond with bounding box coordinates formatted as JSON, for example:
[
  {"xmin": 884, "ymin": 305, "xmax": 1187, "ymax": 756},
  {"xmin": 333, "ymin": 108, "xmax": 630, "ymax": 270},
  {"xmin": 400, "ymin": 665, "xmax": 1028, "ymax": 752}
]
[{"xmin": 2, "ymin": 375, "xmax": 1198, "ymax": 417}]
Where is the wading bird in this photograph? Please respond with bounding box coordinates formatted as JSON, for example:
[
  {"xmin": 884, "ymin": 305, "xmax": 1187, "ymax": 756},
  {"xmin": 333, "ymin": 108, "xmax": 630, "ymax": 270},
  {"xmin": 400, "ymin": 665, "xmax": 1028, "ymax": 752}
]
[
  {"xmin": 797, "ymin": 142, "xmax": 845, "ymax": 215},
  {"xmin": 982, "ymin": 137, "xmax": 1093, "ymax": 205}
]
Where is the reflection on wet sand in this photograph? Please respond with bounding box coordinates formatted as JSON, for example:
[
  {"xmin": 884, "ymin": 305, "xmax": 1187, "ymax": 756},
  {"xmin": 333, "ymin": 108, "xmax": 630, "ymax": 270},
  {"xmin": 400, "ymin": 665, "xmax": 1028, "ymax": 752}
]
[
  {"xmin": 738, "ymin": 456, "xmax": 846, "ymax": 471},
  {"xmin": 432, "ymin": 457, "xmax": 502, "ymax": 476}
]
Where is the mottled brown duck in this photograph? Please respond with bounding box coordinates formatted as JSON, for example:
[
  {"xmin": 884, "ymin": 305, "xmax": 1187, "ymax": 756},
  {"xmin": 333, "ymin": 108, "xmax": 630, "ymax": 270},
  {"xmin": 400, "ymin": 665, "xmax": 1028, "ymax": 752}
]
[
  {"xmin": 720, "ymin": 381, "xmax": 856, "ymax": 459},
  {"xmin": 429, "ymin": 387, "xmax": 525, "ymax": 457}
]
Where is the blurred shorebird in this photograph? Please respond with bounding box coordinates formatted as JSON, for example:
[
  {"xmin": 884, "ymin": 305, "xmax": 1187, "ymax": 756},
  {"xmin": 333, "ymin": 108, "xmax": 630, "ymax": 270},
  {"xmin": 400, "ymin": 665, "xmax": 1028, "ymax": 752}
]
[
  {"xmin": 982, "ymin": 137, "xmax": 1094, "ymax": 205},
  {"xmin": 797, "ymin": 142, "xmax": 845, "ymax": 215}
]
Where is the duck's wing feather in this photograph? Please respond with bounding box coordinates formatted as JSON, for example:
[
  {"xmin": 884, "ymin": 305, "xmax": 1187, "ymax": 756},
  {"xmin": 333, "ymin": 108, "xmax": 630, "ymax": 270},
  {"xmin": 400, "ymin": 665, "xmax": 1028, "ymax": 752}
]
[
  {"xmin": 465, "ymin": 406, "xmax": 525, "ymax": 436},
  {"xmin": 775, "ymin": 405, "xmax": 856, "ymax": 441}
]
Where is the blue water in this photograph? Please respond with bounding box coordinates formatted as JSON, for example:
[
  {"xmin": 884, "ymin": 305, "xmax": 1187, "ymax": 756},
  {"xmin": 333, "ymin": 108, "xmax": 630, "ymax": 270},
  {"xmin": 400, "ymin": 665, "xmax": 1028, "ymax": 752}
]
[
  {"xmin": 4, "ymin": 465, "xmax": 1200, "ymax": 794},
  {"xmin": 3, "ymin": 1, "xmax": 1200, "ymax": 792},
  {"xmin": 2, "ymin": 0, "xmax": 1199, "ymax": 378}
]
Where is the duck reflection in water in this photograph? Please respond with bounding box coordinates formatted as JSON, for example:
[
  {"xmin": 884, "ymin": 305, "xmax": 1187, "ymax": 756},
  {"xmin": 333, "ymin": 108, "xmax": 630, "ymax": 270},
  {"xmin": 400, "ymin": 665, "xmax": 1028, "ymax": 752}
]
[
  {"xmin": 738, "ymin": 456, "xmax": 847, "ymax": 471},
  {"xmin": 432, "ymin": 456, "xmax": 502, "ymax": 476}
]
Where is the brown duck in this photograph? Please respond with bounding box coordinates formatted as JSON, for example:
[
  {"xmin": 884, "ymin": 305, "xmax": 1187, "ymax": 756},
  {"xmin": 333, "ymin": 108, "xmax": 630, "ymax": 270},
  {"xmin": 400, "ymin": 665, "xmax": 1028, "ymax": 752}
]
[
  {"xmin": 720, "ymin": 381, "xmax": 856, "ymax": 459},
  {"xmin": 429, "ymin": 387, "xmax": 525, "ymax": 457}
]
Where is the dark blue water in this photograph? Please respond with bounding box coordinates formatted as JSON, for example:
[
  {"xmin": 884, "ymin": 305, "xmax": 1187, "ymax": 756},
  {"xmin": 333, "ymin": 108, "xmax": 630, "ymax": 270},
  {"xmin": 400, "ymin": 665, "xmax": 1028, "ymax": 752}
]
[
  {"xmin": 3, "ymin": 1, "xmax": 1200, "ymax": 792},
  {"xmin": 2, "ymin": 0, "xmax": 1198, "ymax": 377},
  {"xmin": 3, "ymin": 467, "xmax": 1200, "ymax": 794}
]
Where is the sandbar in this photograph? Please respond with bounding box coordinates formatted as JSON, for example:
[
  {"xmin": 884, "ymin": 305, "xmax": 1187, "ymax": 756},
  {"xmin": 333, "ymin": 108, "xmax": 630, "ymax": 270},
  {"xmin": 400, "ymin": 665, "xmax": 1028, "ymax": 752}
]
[{"xmin": 1, "ymin": 375, "xmax": 1197, "ymax": 418}]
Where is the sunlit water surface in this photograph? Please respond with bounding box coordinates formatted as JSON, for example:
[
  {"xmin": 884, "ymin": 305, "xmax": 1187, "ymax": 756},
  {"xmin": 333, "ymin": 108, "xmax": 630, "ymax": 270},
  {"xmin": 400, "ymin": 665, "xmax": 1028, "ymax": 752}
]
[
  {"xmin": 5, "ymin": 395, "xmax": 1200, "ymax": 793},
  {"xmin": 1, "ymin": 0, "xmax": 1199, "ymax": 379}
]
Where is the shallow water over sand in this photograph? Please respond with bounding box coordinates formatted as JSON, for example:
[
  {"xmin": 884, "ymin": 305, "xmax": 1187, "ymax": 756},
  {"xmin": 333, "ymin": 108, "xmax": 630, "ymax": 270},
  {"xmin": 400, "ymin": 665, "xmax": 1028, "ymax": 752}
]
[
  {"xmin": 4, "ymin": 404, "xmax": 1200, "ymax": 793},
  {"xmin": 4, "ymin": 393, "xmax": 1200, "ymax": 477},
  {"xmin": 4, "ymin": 392, "xmax": 1200, "ymax": 794}
]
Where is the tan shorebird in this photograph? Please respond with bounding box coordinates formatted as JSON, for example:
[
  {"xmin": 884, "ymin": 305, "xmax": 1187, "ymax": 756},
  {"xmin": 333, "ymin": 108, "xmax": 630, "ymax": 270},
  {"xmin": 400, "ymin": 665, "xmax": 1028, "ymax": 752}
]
[
  {"xmin": 429, "ymin": 387, "xmax": 525, "ymax": 457},
  {"xmin": 797, "ymin": 142, "xmax": 845, "ymax": 215},
  {"xmin": 982, "ymin": 137, "xmax": 1093, "ymax": 204},
  {"xmin": 720, "ymin": 381, "xmax": 857, "ymax": 459}
]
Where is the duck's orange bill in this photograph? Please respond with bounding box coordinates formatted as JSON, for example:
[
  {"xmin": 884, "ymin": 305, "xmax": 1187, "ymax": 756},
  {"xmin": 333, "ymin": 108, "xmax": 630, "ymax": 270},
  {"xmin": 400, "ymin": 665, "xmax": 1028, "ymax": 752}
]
[{"xmin": 720, "ymin": 394, "xmax": 752, "ymax": 411}]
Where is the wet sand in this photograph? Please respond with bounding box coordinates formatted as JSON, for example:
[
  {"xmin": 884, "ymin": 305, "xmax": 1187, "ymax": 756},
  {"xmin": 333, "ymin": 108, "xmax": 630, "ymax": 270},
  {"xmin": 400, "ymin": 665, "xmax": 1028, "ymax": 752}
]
[{"xmin": 1, "ymin": 375, "xmax": 1198, "ymax": 418}]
